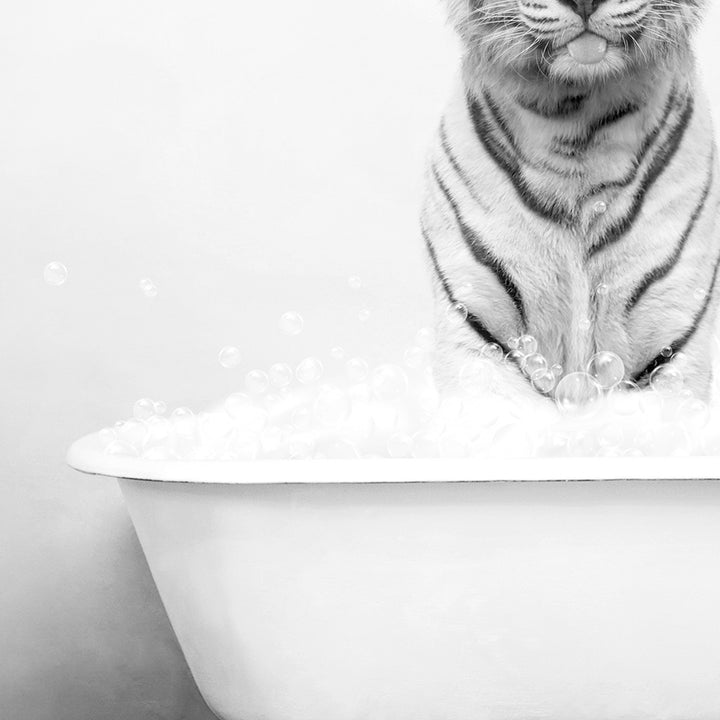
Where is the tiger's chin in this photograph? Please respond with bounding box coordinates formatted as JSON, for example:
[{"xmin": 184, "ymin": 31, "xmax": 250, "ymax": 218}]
[{"xmin": 546, "ymin": 43, "xmax": 632, "ymax": 85}]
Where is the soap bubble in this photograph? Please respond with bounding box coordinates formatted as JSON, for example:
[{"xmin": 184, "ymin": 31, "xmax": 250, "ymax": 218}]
[
  {"xmin": 660, "ymin": 346, "xmax": 674, "ymax": 358},
  {"xmin": 116, "ymin": 419, "xmax": 149, "ymax": 449},
  {"xmin": 504, "ymin": 349, "xmax": 526, "ymax": 367},
  {"xmin": 507, "ymin": 337, "xmax": 520, "ymax": 350},
  {"xmin": 296, "ymin": 357, "xmax": 324, "ymax": 385},
  {"xmin": 593, "ymin": 200, "xmax": 608, "ymax": 214},
  {"xmin": 446, "ymin": 302, "xmax": 468, "ymax": 327},
  {"xmin": 415, "ymin": 327, "xmax": 435, "ymax": 350},
  {"xmin": 139, "ymin": 278, "xmax": 158, "ymax": 299},
  {"xmin": 218, "ymin": 346, "xmax": 242, "ymax": 369},
  {"xmin": 358, "ymin": 308, "xmax": 371, "ymax": 323},
  {"xmin": 480, "ymin": 343, "xmax": 504, "ymax": 362},
  {"xmin": 523, "ymin": 353, "xmax": 548, "ymax": 376},
  {"xmin": 171, "ymin": 407, "xmax": 196, "ymax": 436},
  {"xmin": 348, "ymin": 275, "xmax": 363, "ymax": 290},
  {"xmin": 245, "ymin": 369, "xmax": 270, "ymax": 395},
  {"xmin": 551, "ymin": 363, "xmax": 564, "ymax": 377},
  {"xmin": 44, "ymin": 262, "xmax": 68, "ymax": 286},
  {"xmin": 153, "ymin": 400, "xmax": 167, "ymax": 416},
  {"xmin": 694, "ymin": 287, "xmax": 707, "ymax": 302},
  {"xmin": 279, "ymin": 311, "xmax": 304, "ymax": 336},
  {"xmin": 650, "ymin": 365, "xmax": 684, "ymax": 395},
  {"xmin": 346, "ymin": 357, "xmax": 369, "ymax": 383},
  {"xmin": 330, "ymin": 346, "xmax": 346, "ymax": 361},
  {"xmin": 554, "ymin": 372, "xmax": 601, "ymax": 412},
  {"xmin": 587, "ymin": 351, "xmax": 625, "ymax": 389},
  {"xmin": 224, "ymin": 394, "xmax": 268, "ymax": 432},
  {"xmin": 133, "ymin": 398, "xmax": 156, "ymax": 421},
  {"xmin": 579, "ymin": 318, "xmax": 592, "ymax": 333},
  {"xmin": 269, "ymin": 362, "xmax": 293, "ymax": 389},
  {"xmin": 314, "ymin": 385, "xmax": 351, "ymax": 426},
  {"xmin": 517, "ymin": 335, "xmax": 538, "ymax": 355},
  {"xmin": 371, "ymin": 364, "xmax": 409, "ymax": 403},
  {"xmin": 145, "ymin": 416, "xmax": 172, "ymax": 444},
  {"xmin": 595, "ymin": 282, "xmax": 609, "ymax": 297},
  {"xmin": 607, "ymin": 380, "xmax": 641, "ymax": 415},
  {"xmin": 531, "ymin": 369, "xmax": 556, "ymax": 394}
]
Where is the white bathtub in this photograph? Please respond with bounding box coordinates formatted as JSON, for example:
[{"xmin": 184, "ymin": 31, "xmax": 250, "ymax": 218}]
[{"xmin": 68, "ymin": 433, "xmax": 720, "ymax": 720}]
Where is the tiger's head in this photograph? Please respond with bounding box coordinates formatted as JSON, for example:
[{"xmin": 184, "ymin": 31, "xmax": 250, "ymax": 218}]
[{"xmin": 447, "ymin": 0, "xmax": 706, "ymax": 84}]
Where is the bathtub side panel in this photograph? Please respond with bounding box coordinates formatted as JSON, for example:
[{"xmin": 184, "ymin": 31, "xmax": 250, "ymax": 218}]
[{"xmin": 119, "ymin": 478, "xmax": 720, "ymax": 720}]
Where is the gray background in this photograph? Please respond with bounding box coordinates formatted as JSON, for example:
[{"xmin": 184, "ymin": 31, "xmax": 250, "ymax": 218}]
[{"xmin": 1, "ymin": 1, "xmax": 719, "ymax": 718}]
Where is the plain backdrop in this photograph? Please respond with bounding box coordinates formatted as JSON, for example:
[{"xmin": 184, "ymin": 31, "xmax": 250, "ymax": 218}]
[{"xmin": 1, "ymin": 2, "xmax": 720, "ymax": 718}]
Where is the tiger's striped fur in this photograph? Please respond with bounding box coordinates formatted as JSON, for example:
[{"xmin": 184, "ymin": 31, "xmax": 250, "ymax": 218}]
[{"xmin": 422, "ymin": 0, "xmax": 720, "ymax": 400}]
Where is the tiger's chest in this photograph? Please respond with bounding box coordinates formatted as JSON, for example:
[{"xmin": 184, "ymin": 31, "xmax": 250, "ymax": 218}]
[{"xmin": 425, "ymin": 78, "xmax": 720, "ymax": 386}]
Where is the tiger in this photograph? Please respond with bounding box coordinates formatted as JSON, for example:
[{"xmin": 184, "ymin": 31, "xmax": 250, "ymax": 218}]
[{"xmin": 421, "ymin": 0, "xmax": 720, "ymax": 402}]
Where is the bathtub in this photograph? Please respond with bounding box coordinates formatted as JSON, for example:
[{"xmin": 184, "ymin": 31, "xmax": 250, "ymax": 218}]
[{"xmin": 68, "ymin": 432, "xmax": 720, "ymax": 720}]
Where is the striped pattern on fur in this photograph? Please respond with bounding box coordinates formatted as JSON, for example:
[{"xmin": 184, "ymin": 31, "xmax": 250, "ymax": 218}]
[{"xmin": 422, "ymin": 1, "xmax": 719, "ymax": 399}]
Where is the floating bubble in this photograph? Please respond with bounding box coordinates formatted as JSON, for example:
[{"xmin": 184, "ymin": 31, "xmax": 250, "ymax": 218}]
[
  {"xmin": 269, "ymin": 362, "xmax": 293, "ymax": 389},
  {"xmin": 330, "ymin": 346, "xmax": 346, "ymax": 361},
  {"xmin": 587, "ymin": 351, "xmax": 625, "ymax": 389},
  {"xmin": 517, "ymin": 335, "xmax": 538, "ymax": 355},
  {"xmin": 554, "ymin": 372, "xmax": 602, "ymax": 412},
  {"xmin": 348, "ymin": 275, "xmax": 363, "ymax": 290},
  {"xmin": 346, "ymin": 357, "xmax": 369, "ymax": 383},
  {"xmin": 387, "ymin": 432, "xmax": 413, "ymax": 458},
  {"xmin": 358, "ymin": 308, "xmax": 371, "ymax": 323},
  {"xmin": 225, "ymin": 394, "xmax": 269, "ymax": 432},
  {"xmin": 507, "ymin": 337, "xmax": 520, "ymax": 350},
  {"xmin": 279, "ymin": 311, "xmax": 304, "ymax": 336},
  {"xmin": 480, "ymin": 343, "xmax": 504, "ymax": 362},
  {"xmin": 44, "ymin": 262, "xmax": 68, "ymax": 286},
  {"xmin": 595, "ymin": 283, "xmax": 609, "ymax": 297},
  {"xmin": 693, "ymin": 287, "xmax": 708, "ymax": 302},
  {"xmin": 504, "ymin": 349, "xmax": 526, "ymax": 367},
  {"xmin": 579, "ymin": 318, "xmax": 592, "ymax": 333},
  {"xmin": 314, "ymin": 385, "xmax": 351, "ymax": 426},
  {"xmin": 531, "ymin": 369, "xmax": 556, "ymax": 394},
  {"xmin": 218, "ymin": 346, "xmax": 242, "ymax": 369},
  {"xmin": 133, "ymin": 398, "xmax": 156, "ymax": 421},
  {"xmin": 660, "ymin": 346, "xmax": 674, "ymax": 358},
  {"xmin": 153, "ymin": 400, "xmax": 167, "ymax": 416},
  {"xmin": 523, "ymin": 353, "xmax": 548, "ymax": 376},
  {"xmin": 593, "ymin": 200, "xmax": 608, "ymax": 215},
  {"xmin": 296, "ymin": 357, "xmax": 324, "ymax": 385},
  {"xmin": 446, "ymin": 302, "xmax": 468, "ymax": 327},
  {"xmin": 650, "ymin": 365, "xmax": 684, "ymax": 395},
  {"xmin": 371, "ymin": 364, "xmax": 409, "ymax": 404},
  {"xmin": 415, "ymin": 327, "xmax": 435, "ymax": 350},
  {"xmin": 139, "ymin": 278, "xmax": 158, "ymax": 299},
  {"xmin": 245, "ymin": 369, "xmax": 270, "ymax": 395},
  {"xmin": 550, "ymin": 363, "xmax": 564, "ymax": 377}
]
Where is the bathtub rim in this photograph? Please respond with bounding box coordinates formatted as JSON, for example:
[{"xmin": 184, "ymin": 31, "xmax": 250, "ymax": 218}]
[{"xmin": 67, "ymin": 431, "xmax": 720, "ymax": 484}]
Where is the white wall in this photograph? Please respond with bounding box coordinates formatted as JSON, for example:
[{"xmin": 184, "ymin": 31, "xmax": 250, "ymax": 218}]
[{"xmin": 1, "ymin": 1, "xmax": 719, "ymax": 718}]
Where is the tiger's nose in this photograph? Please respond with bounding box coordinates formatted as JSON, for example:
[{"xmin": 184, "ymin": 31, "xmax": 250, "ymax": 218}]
[{"xmin": 558, "ymin": 0, "xmax": 601, "ymax": 20}]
